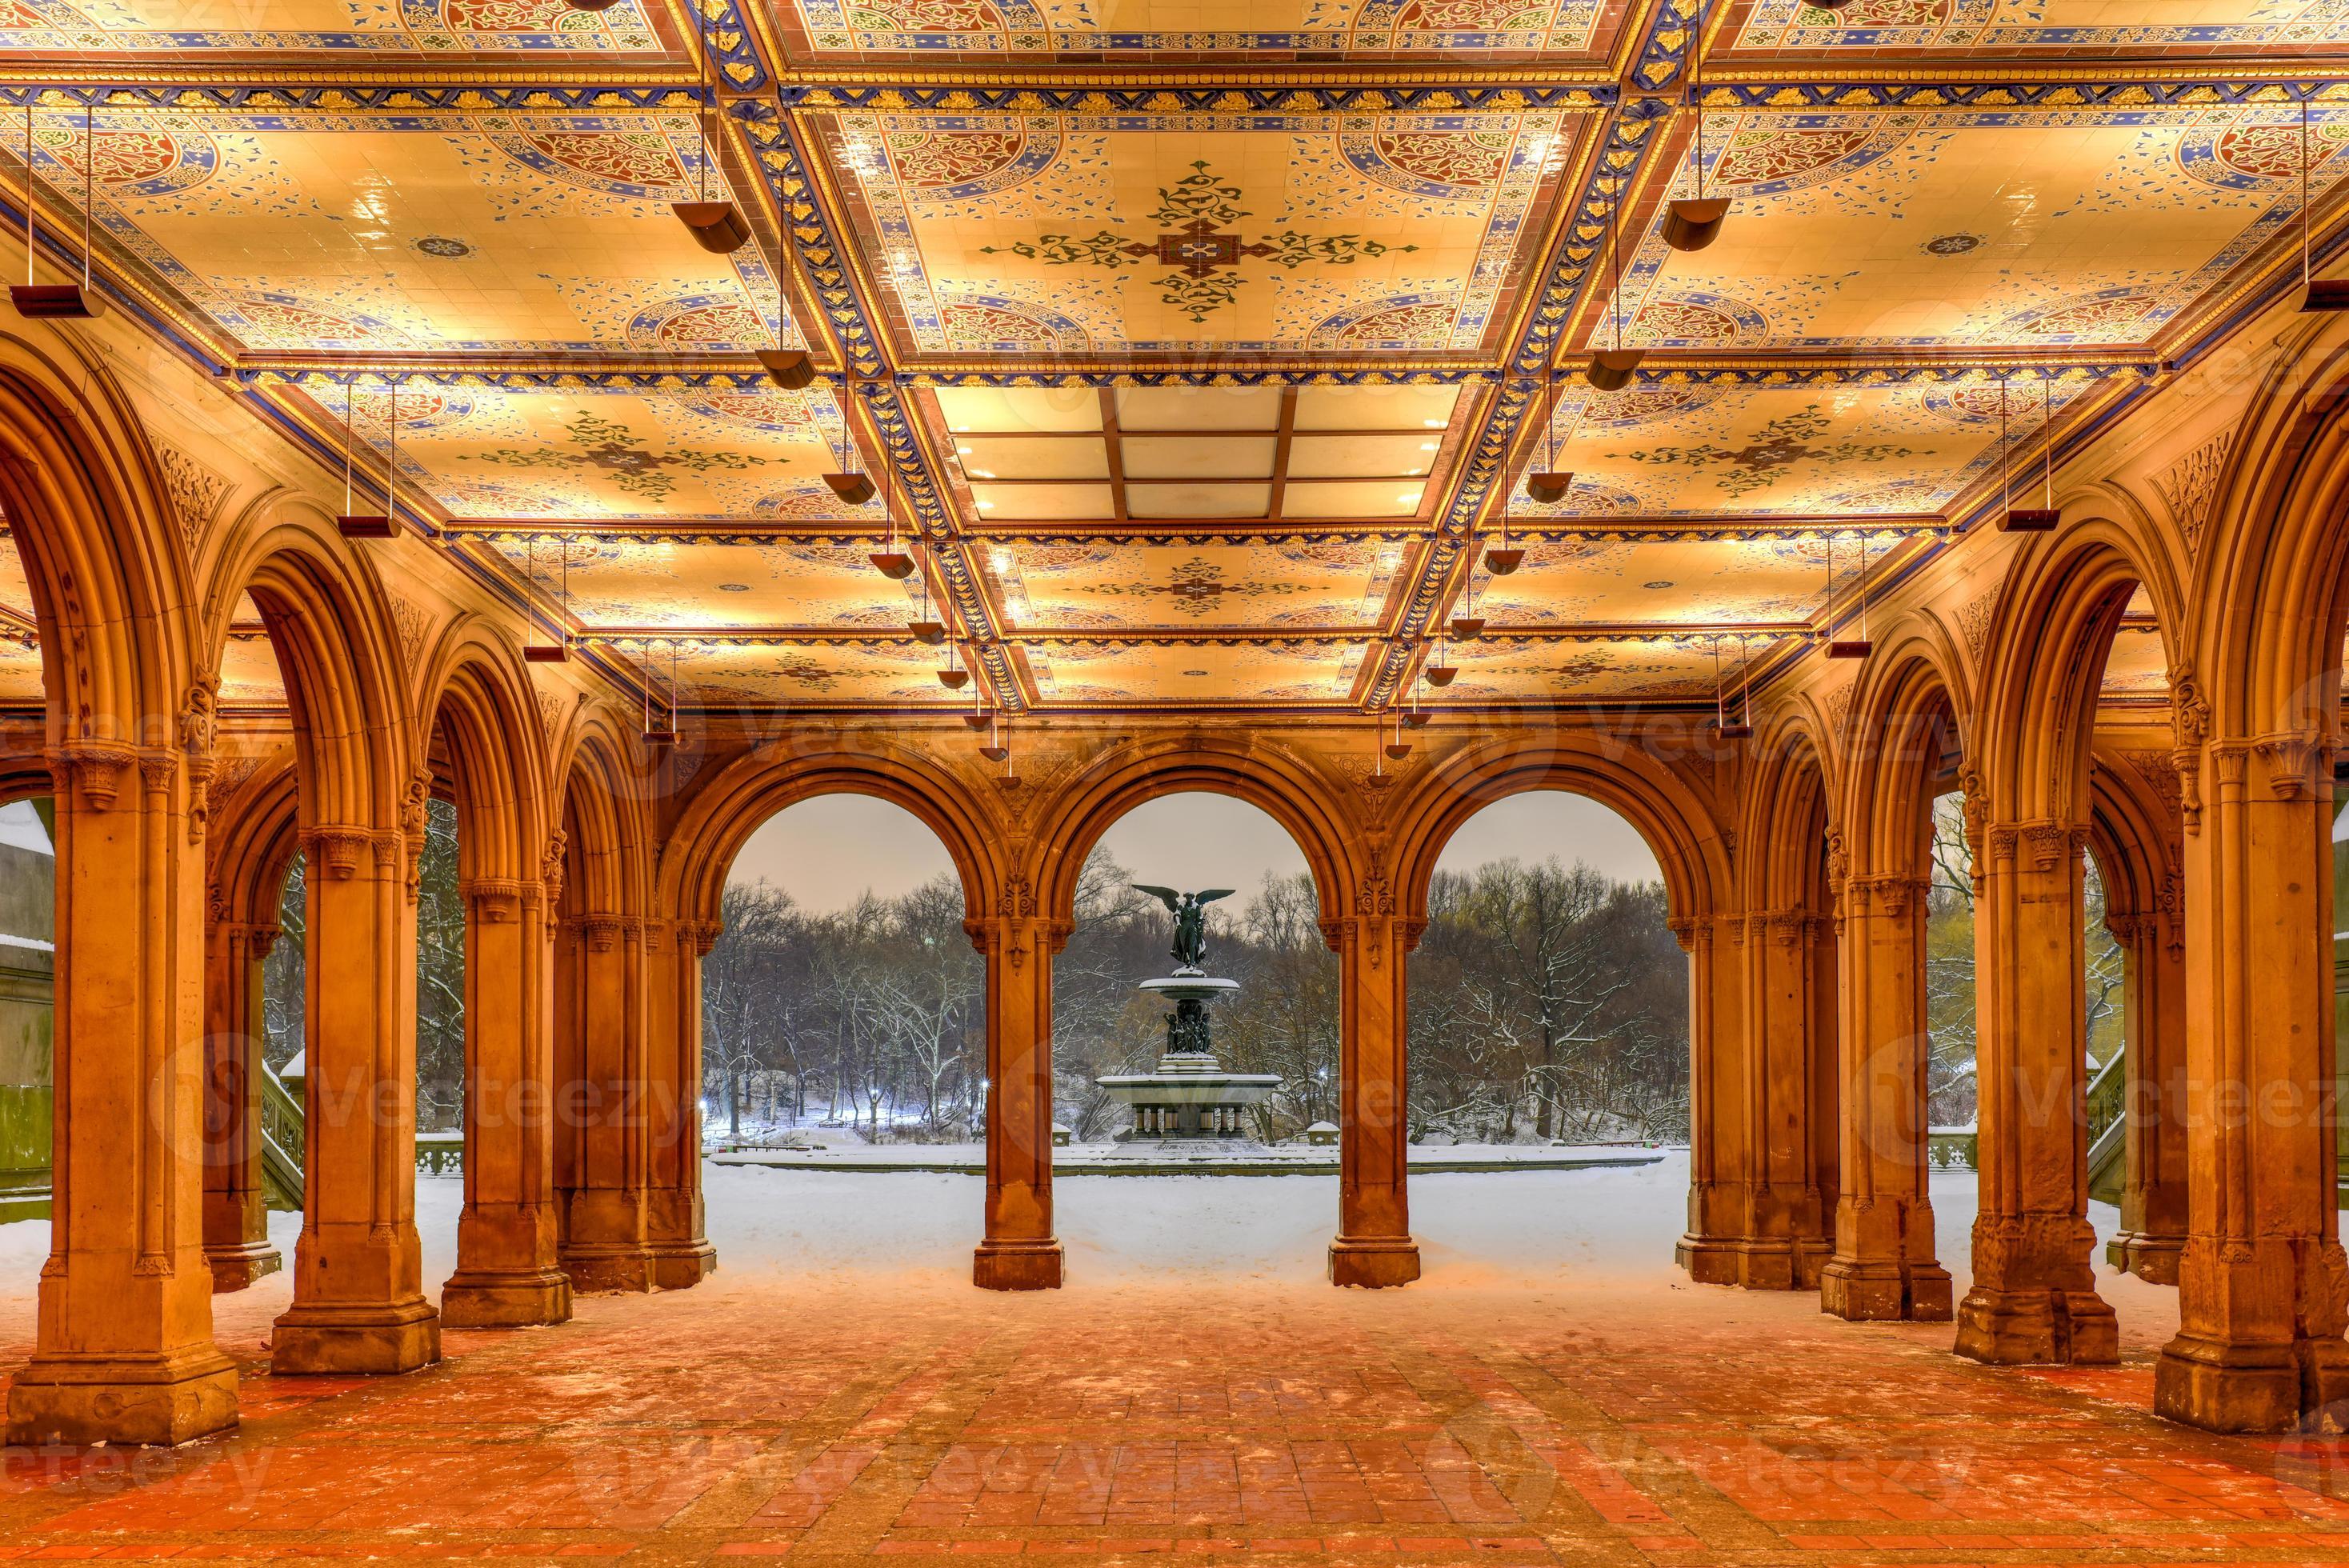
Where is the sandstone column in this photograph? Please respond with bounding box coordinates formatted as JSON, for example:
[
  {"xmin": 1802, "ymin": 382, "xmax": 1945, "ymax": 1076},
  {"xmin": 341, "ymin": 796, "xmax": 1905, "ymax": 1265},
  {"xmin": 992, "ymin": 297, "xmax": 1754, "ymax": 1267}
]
[
  {"xmin": 7, "ymin": 742, "xmax": 239, "ymax": 1446},
  {"xmin": 642, "ymin": 915, "xmax": 716, "ymax": 1289},
  {"xmin": 439, "ymin": 877, "xmax": 570, "ymax": 1326},
  {"xmin": 2156, "ymin": 730, "xmax": 2349, "ymax": 1430},
  {"xmin": 1712, "ymin": 908, "xmax": 1835, "ymax": 1290},
  {"xmin": 270, "ymin": 819, "xmax": 438, "ymax": 1374},
  {"xmin": 971, "ymin": 906, "xmax": 1064, "ymax": 1289},
  {"xmin": 555, "ymin": 910, "xmax": 652, "ymax": 1291},
  {"xmin": 1956, "ymin": 819, "xmax": 2116, "ymax": 1365},
  {"xmin": 1327, "ymin": 908, "xmax": 1420, "ymax": 1287},
  {"xmin": 2106, "ymin": 905, "xmax": 2188, "ymax": 1283},
  {"xmin": 202, "ymin": 917, "xmax": 282, "ymax": 1290},
  {"xmin": 1676, "ymin": 914, "xmax": 1751, "ymax": 1283},
  {"xmin": 1820, "ymin": 865, "xmax": 1952, "ymax": 1322}
]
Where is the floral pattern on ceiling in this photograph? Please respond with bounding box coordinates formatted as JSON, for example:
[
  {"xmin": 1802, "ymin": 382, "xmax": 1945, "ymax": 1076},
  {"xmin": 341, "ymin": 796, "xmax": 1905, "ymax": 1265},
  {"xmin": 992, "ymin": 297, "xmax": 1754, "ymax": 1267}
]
[
  {"xmin": 1625, "ymin": 107, "xmax": 2349, "ymax": 354},
  {"xmin": 776, "ymin": 0, "xmax": 1615, "ymax": 57},
  {"xmin": 1727, "ymin": 0, "xmax": 2349, "ymax": 57},
  {"xmin": 818, "ymin": 109, "xmax": 1586, "ymax": 357},
  {"xmin": 647, "ymin": 636, "xmax": 969, "ymax": 706},
  {"xmin": 0, "ymin": 0, "xmax": 658, "ymax": 53},
  {"xmin": 1468, "ymin": 536, "xmax": 1874, "ymax": 627},
  {"xmin": 38, "ymin": 111, "xmax": 773, "ymax": 356},
  {"xmin": 1025, "ymin": 638, "xmax": 1359, "ymax": 706},
  {"xmin": 481, "ymin": 537, "xmax": 913, "ymax": 630},
  {"xmin": 309, "ymin": 385, "xmax": 861, "ymax": 522},
  {"xmin": 987, "ymin": 540, "xmax": 1405, "ymax": 631}
]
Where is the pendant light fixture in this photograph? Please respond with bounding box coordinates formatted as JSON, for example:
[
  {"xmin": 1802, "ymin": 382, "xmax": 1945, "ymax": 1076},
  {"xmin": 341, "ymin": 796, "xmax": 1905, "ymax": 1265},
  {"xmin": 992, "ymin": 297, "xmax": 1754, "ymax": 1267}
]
[
  {"xmin": 978, "ymin": 710, "xmax": 1010, "ymax": 766},
  {"xmin": 336, "ymin": 378, "xmax": 400, "ymax": 539},
  {"xmin": 1524, "ymin": 345, "xmax": 1571, "ymax": 507},
  {"xmin": 2301, "ymin": 95, "xmax": 2349, "ymax": 311},
  {"xmin": 909, "ymin": 569, "xmax": 946, "ymax": 646},
  {"xmin": 1383, "ymin": 706, "xmax": 1412, "ymax": 762},
  {"xmin": 641, "ymin": 639, "xmax": 680, "ymax": 746},
  {"xmin": 1826, "ymin": 531, "xmax": 1871, "ymax": 658},
  {"xmin": 1586, "ymin": 174, "xmax": 1645, "ymax": 391},
  {"xmin": 672, "ymin": 8, "xmax": 750, "ymax": 253},
  {"xmin": 1661, "ymin": 1, "xmax": 1729, "ymax": 254},
  {"xmin": 522, "ymin": 533, "xmax": 571, "ymax": 662},
  {"xmin": 1999, "ymin": 372, "xmax": 2059, "ymax": 531},
  {"xmin": 869, "ymin": 429, "xmax": 916, "ymax": 579},
  {"xmin": 567, "ymin": 0, "xmax": 624, "ymax": 10},
  {"xmin": 758, "ymin": 233, "xmax": 814, "ymax": 386},
  {"xmin": 937, "ymin": 634, "xmax": 970, "ymax": 690},
  {"xmin": 14, "ymin": 98, "xmax": 103, "ymax": 319},
  {"xmin": 1449, "ymin": 545, "xmax": 1486, "ymax": 641},
  {"xmin": 822, "ymin": 385, "xmax": 876, "ymax": 502},
  {"xmin": 1402, "ymin": 662, "xmax": 1431, "ymax": 727},
  {"xmin": 1711, "ymin": 634, "xmax": 1753, "ymax": 738},
  {"xmin": 1424, "ymin": 632, "xmax": 1458, "ymax": 687}
]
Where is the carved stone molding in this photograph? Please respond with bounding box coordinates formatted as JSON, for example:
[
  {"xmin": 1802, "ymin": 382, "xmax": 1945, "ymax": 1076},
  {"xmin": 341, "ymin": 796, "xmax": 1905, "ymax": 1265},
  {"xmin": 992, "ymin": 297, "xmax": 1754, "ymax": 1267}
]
[
  {"xmin": 1846, "ymin": 873, "xmax": 1928, "ymax": 918},
  {"xmin": 154, "ymin": 441, "xmax": 229, "ymax": 553},
  {"xmin": 2254, "ymin": 730, "xmax": 2330, "ymax": 800},
  {"xmin": 1987, "ymin": 818, "xmax": 2087, "ymax": 874},
  {"xmin": 461, "ymin": 878, "xmax": 525, "ymax": 923},
  {"xmin": 2149, "ymin": 428, "xmax": 2232, "ymax": 560},
  {"xmin": 389, "ymin": 594, "xmax": 430, "ymax": 674},
  {"xmin": 301, "ymin": 827, "xmax": 369, "ymax": 880},
  {"xmin": 50, "ymin": 741, "xmax": 138, "ymax": 810},
  {"xmin": 1956, "ymin": 587, "xmax": 1999, "ymax": 672}
]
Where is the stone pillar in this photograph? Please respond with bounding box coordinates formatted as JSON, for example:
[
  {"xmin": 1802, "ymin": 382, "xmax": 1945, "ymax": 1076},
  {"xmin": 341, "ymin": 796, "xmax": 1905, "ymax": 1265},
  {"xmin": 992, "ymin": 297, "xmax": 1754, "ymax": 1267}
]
[
  {"xmin": 1715, "ymin": 908, "xmax": 1835, "ymax": 1290},
  {"xmin": 556, "ymin": 912, "xmax": 652, "ymax": 1292},
  {"xmin": 202, "ymin": 918, "xmax": 282, "ymax": 1291},
  {"xmin": 7, "ymin": 742, "xmax": 239, "ymax": 1446},
  {"xmin": 970, "ymin": 910, "xmax": 1065, "ymax": 1289},
  {"xmin": 1326, "ymin": 910, "xmax": 1421, "ymax": 1287},
  {"xmin": 1676, "ymin": 914, "xmax": 1751, "ymax": 1283},
  {"xmin": 2156, "ymin": 730, "xmax": 2349, "ymax": 1431},
  {"xmin": 1820, "ymin": 869, "xmax": 1953, "ymax": 1322},
  {"xmin": 1956, "ymin": 819, "xmax": 2117, "ymax": 1365},
  {"xmin": 271, "ymin": 822, "xmax": 439, "ymax": 1374},
  {"xmin": 2106, "ymin": 903, "xmax": 2188, "ymax": 1284},
  {"xmin": 642, "ymin": 916, "xmax": 717, "ymax": 1290},
  {"xmin": 440, "ymin": 878, "xmax": 570, "ymax": 1326}
]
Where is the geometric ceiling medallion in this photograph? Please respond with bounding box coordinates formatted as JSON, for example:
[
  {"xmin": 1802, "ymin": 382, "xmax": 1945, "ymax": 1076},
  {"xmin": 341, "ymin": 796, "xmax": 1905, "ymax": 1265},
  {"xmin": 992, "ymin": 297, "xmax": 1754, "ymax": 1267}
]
[
  {"xmin": 12, "ymin": 101, "xmax": 103, "ymax": 320},
  {"xmin": 1998, "ymin": 373, "xmax": 2060, "ymax": 532}
]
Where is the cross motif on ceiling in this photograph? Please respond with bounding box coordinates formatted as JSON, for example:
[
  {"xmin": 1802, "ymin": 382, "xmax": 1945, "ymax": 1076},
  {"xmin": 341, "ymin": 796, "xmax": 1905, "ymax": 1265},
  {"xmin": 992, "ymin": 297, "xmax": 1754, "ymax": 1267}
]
[
  {"xmin": 978, "ymin": 159, "xmax": 1416, "ymax": 325},
  {"xmin": 1620, "ymin": 406, "xmax": 1920, "ymax": 500}
]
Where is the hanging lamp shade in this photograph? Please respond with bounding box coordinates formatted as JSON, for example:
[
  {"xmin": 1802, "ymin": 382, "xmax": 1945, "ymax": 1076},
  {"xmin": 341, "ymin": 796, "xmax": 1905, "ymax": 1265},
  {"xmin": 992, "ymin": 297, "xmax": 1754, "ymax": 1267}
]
[
  {"xmin": 1401, "ymin": 709, "xmax": 1432, "ymax": 729},
  {"xmin": 1383, "ymin": 739, "xmax": 1413, "ymax": 761},
  {"xmin": 909, "ymin": 618, "xmax": 947, "ymax": 646},
  {"xmin": 2305, "ymin": 279, "xmax": 2349, "ymax": 311},
  {"xmin": 1825, "ymin": 638, "xmax": 1872, "ymax": 659},
  {"xmin": 1448, "ymin": 615, "xmax": 1487, "ymax": 641},
  {"xmin": 1584, "ymin": 349, "xmax": 1645, "ymax": 391},
  {"xmin": 1524, "ymin": 470, "xmax": 1572, "ymax": 504},
  {"xmin": 566, "ymin": 0, "xmax": 625, "ymax": 9},
  {"xmin": 870, "ymin": 548, "xmax": 915, "ymax": 579},
  {"xmin": 1424, "ymin": 662, "xmax": 1458, "ymax": 688},
  {"xmin": 523, "ymin": 642, "xmax": 570, "ymax": 664},
  {"xmin": 937, "ymin": 667, "xmax": 970, "ymax": 690},
  {"xmin": 978, "ymin": 742, "xmax": 1010, "ymax": 763},
  {"xmin": 824, "ymin": 471, "xmax": 877, "ymax": 503},
  {"xmin": 1999, "ymin": 506, "xmax": 2060, "ymax": 532},
  {"xmin": 1660, "ymin": 197, "xmax": 1730, "ymax": 254},
  {"xmin": 962, "ymin": 712, "xmax": 992, "ymax": 731},
  {"xmin": 1484, "ymin": 545, "xmax": 1526, "ymax": 574},
  {"xmin": 672, "ymin": 199, "xmax": 750, "ymax": 254},
  {"xmin": 335, "ymin": 512, "xmax": 398, "ymax": 540},
  {"xmin": 10, "ymin": 283, "xmax": 100, "ymax": 318},
  {"xmin": 757, "ymin": 348, "xmax": 816, "ymax": 389},
  {"xmin": 1711, "ymin": 717, "xmax": 1753, "ymax": 739}
]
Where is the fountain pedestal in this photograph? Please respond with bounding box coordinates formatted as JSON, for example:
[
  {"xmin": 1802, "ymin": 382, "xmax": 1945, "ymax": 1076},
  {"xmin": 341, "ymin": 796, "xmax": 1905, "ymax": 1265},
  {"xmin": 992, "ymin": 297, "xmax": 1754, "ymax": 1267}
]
[{"xmin": 1095, "ymin": 974, "xmax": 1280, "ymax": 1143}]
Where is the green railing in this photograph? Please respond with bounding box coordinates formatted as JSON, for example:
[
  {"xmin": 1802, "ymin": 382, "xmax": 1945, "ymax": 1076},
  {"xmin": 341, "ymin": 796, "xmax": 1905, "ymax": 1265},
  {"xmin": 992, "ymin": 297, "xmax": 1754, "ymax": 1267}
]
[
  {"xmin": 259, "ymin": 1059, "xmax": 304, "ymax": 1211},
  {"xmin": 2084, "ymin": 1049, "xmax": 2129, "ymax": 1207},
  {"xmin": 1926, "ymin": 1126, "xmax": 1976, "ymax": 1170}
]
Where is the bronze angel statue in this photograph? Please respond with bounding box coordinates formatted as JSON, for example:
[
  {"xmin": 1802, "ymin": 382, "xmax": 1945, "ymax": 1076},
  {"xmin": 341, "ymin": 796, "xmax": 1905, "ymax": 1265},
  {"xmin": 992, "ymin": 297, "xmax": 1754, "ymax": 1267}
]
[{"xmin": 1132, "ymin": 885, "xmax": 1235, "ymax": 973}]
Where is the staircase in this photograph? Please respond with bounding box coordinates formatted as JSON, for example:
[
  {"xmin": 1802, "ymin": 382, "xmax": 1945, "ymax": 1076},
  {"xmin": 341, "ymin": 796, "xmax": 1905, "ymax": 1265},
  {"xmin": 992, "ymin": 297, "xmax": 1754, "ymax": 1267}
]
[
  {"xmin": 2084, "ymin": 1047, "xmax": 2127, "ymax": 1206},
  {"xmin": 260, "ymin": 1058, "xmax": 304, "ymax": 1211}
]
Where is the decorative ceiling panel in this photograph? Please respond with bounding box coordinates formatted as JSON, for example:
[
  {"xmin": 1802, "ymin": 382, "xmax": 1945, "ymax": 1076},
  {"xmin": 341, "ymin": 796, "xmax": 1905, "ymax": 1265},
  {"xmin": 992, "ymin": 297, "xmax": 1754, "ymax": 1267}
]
[
  {"xmin": 764, "ymin": 0, "xmax": 1634, "ymax": 64},
  {"xmin": 1627, "ymin": 107, "xmax": 2349, "ymax": 355},
  {"xmin": 0, "ymin": 0, "xmax": 666, "ymax": 56},
  {"xmin": 1468, "ymin": 534, "xmax": 1875, "ymax": 626},
  {"xmin": 2099, "ymin": 621, "xmax": 2167, "ymax": 697},
  {"xmin": 1520, "ymin": 379, "xmax": 2091, "ymax": 519},
  {"xmin": 296, "ymin": 383, "xmax": 858, "ymax": 522},
  {"xmin": 1719, "ymin": 0, "xmax": 2349, "ymax": 66},
  {"xmin": 1425, "ymin": 634, "xmax": 1791, "ymax": 705},
  {"xmin": 622, "ymin": 636, "xmax": 968, "ymax": 708},
  {"xmin": 809, "ymin": 109, "xmax": 1590, "ymax": 361},
  {"xmin": 45, "ymin": 110, "xmax": 772, "ymax": 357},
  {"xmin": 984, "ymin": 538, "xmax": 1404, "ymax": 631},
  {"xmin": 1025, "ymin": 637, "xmax": 1358, "ymax": 706},
  {"xmin": 476, "ymin": 536, "xmax": 909, "ymax": 631}
]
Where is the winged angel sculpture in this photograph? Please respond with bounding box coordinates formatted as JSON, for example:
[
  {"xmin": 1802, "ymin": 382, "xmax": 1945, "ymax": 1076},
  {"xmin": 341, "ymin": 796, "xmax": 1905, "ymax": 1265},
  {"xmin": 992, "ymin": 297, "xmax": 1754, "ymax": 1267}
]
[{"xmin": 1131, "ymin": 885, "xmax": 1235, "ymax": 974}]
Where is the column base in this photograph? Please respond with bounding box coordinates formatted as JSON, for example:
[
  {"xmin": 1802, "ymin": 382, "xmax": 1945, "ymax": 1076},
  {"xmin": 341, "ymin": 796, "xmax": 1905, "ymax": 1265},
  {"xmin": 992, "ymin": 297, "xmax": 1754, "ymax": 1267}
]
[
  {"xmin": 646, "ymin": 1241, "xmax": 717, "ymax": 1291},
  {"xmin": 1329, "ymin": 1235, "xmax": 1421, "ymax": 1289},
  {"xmin": 974, "ymin": 1239, "xmax": 1064, "ymax": 1291},
  {"xmin": 205, "ymin": 1241, "xmax": 283, "ymax": 1294},
  {"xmin": 1955, "ymin": 1286, "xmax": 2118, "ymax": 1366},
  {"xmin": 560, "ymin": 1244, "xmax": 657, "ymax": 1294},
  {"xmin": 271, "ymin": 1300, "xmax": 441, "ymax": 1375},
  {"xmin": 1675, "ymin": 1233, "xmax": 1740, "ymax": 1286},
  {"xmin": 6, "ymin": 1346, "xmax": 239, "ymax": 1447},
  {"xmin": 2156, "ymin": 1331, "xmax": 2349, "ymax": 1434},
  {"xmin": 2104, "ymin": 1231, "xmax": 2183, "ymax": 1286},
  {"xmin": 1820, "ymin": 1258, "xmax": 1953, "ymax": 1322},
  {"xmin": 439, "ymin": 1269, "xmax": 574, "ymax": 1328}
]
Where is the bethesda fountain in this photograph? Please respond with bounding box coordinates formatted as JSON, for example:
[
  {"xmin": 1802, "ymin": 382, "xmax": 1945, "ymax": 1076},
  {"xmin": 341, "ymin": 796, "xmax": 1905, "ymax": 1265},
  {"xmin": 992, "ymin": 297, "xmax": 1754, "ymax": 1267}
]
[{"xmin": 1094, "ymin": 885, "xmax": 1281, "ymax": 1144}]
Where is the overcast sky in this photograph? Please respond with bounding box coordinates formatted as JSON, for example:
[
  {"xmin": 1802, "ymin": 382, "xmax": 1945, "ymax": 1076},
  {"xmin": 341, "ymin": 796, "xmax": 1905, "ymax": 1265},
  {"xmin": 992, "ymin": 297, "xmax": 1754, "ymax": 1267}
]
[{"xmin": 726, "ymin": 790, "xmax": 1663, "ymax": 914}]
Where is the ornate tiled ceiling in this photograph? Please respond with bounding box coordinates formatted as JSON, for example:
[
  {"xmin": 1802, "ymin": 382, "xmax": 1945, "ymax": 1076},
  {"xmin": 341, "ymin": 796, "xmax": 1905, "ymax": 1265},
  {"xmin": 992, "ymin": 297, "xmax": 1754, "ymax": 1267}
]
[{"xmin": 0, "ymin": 3, "xmax": 2342, "ymax": 715}]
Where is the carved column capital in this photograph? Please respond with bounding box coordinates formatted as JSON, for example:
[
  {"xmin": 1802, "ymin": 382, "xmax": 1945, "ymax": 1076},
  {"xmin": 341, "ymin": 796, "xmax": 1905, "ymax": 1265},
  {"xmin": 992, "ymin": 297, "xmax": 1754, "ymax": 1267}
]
[
  {"xmin": 48, "ymin": 740, "xmax": 139, "ymax": 810},
  {"xmin": 458, "ymin": 878, "xmax": 525, "ymax": 923},
  {"xmin": 2254, "ymin": 730, "xmax": 2332, "ymax": 801}
]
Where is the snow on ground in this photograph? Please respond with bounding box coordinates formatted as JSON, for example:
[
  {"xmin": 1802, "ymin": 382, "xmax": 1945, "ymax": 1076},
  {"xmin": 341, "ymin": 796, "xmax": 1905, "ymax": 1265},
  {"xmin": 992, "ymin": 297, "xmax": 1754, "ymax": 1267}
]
[{"xmin": 0, "ymin": 1155, "xmax": 2183, "ymax": 1352}]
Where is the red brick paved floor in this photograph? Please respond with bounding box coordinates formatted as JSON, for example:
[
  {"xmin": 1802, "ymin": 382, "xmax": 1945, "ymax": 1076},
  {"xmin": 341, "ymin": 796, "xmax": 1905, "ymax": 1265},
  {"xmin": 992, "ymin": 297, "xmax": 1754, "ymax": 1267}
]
[{"xmin": 5, "ymin": 1242, "xmax": 2349, "ymax": 1566}]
